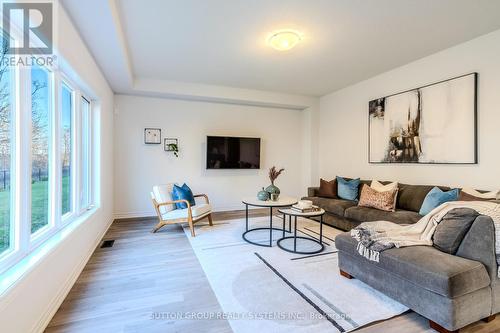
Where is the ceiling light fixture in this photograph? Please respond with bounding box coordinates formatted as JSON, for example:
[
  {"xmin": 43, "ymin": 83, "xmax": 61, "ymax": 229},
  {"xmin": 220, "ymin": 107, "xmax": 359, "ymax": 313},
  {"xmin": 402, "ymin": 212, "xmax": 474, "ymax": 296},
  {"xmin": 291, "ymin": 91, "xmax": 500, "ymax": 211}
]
[{"xmin": 267, "ymin": 30, "xmax": 302, "ymax": 51}]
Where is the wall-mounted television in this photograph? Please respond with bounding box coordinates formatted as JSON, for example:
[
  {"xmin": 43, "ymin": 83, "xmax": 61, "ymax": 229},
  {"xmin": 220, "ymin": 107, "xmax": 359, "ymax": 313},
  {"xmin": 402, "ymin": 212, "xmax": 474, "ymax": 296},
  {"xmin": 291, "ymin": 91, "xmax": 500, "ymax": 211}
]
[{"xmin": 206, "ymin": 136, "xmax": 261, "ymax": 169}]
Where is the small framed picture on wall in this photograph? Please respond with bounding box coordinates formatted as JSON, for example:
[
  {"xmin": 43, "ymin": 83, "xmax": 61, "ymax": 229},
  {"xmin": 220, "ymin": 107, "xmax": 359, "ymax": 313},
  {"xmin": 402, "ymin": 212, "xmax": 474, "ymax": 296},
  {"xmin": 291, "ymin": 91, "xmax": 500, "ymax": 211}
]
[
  {"xmin": 164, "ymin": 138, "xmax": 178, "ymax": 151},
  {"xmin": 144, "ymin": 128, "xmax": 161, "ymax": 144}
]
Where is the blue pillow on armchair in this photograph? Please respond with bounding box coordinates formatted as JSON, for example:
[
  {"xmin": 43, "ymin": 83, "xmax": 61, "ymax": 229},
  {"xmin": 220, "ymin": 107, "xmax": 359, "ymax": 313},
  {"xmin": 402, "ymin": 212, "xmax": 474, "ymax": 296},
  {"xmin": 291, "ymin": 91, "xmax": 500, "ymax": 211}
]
[
  {"xmin": 419, "ymin": 187, "xmax": 459, "ymax": 216},
  {"xmin": 172, "ymin": 183, "xmax": 196, "ymax": 209},
  {"xmin": 336, "ymin": 177, "xmax": 360, "ymax": 201}
]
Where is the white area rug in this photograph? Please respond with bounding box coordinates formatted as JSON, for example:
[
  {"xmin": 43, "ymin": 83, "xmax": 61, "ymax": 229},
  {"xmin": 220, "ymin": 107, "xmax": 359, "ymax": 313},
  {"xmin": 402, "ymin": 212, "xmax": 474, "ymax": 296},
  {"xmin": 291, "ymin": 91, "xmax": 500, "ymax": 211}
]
[{"xmin": 184, "ymin": 216, "xmax": 408, "ymax": 333}]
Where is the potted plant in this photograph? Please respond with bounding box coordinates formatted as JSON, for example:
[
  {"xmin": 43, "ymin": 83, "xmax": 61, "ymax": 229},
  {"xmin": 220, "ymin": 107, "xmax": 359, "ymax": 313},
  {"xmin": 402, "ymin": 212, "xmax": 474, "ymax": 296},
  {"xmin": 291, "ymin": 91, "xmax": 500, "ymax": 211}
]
[{"xmin": 166, "ymin": 143, "xmax": 179, "ymax": 157}]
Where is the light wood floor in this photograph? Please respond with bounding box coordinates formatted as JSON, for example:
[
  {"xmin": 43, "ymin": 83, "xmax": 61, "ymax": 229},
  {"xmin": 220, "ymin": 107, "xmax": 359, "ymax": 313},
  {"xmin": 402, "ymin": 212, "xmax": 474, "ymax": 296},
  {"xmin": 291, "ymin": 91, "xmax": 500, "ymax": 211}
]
[{"xmin": 46, "ymin": 210, "xmax": 500, "ymax": 333}]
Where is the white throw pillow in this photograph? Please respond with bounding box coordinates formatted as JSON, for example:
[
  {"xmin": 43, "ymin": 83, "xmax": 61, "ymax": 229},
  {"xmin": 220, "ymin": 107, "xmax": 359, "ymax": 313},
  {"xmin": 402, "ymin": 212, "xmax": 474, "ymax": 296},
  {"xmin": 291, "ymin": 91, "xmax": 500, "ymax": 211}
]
[
  {"xmin": 461, "ymin": 187, "xmax": 500, "ymax": 200},
  {"xmin": 371, "ymin": 180, "xmax": 398, "ymax": 192},
  {"xmin": 371, "ymin": 180, "xmax": 399, "ymax": 210}
]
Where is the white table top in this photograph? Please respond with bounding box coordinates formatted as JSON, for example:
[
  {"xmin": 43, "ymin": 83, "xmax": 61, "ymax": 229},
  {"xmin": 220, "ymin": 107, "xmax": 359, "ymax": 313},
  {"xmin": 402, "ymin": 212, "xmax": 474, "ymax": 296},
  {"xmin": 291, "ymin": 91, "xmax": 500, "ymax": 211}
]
[
  {"xmin": 278, "ymin": 208, "xmax": 325, "ymax": 217},
  {"xmin": 242, "ymin": 196, "xmax": 297, "ymax": 207}
]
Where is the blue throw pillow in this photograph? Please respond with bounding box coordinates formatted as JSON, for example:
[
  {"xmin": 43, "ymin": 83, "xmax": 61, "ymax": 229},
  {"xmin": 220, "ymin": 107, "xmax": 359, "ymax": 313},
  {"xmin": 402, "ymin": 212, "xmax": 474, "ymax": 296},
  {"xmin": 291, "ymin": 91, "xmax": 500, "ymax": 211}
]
[
  {"xmin": 172, "ymin": 183, "xmax": 196, "ymax": 209},
  {"xmin": 336, "ymin": 177, "xmax": 360, "ymax": 201},
  {"xmin": 419, "ymin": 187, "xmax": 459, "ymax": 216}
]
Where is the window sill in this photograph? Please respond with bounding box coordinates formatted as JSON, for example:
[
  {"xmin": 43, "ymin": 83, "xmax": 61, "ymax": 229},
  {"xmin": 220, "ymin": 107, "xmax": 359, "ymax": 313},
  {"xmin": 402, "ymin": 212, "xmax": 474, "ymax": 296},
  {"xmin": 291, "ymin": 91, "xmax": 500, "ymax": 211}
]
[{"xmin": 0, "ymin": 207, "xmax": 98, "ymax": 297}]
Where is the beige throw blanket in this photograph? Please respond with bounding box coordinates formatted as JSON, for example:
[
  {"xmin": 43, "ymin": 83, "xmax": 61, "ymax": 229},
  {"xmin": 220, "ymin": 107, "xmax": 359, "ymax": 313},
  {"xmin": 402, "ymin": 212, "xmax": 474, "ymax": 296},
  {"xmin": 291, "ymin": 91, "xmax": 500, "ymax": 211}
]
[{"xmin": 351, "ymin": 201, "xmax": 500, "ymax": 276}]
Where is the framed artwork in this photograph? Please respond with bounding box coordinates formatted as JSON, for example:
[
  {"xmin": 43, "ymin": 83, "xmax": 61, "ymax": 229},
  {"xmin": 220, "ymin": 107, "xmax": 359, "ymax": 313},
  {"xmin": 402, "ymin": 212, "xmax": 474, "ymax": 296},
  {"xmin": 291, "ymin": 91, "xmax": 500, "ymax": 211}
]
[
  {"xmin": 144, "ymin": 128, "xmax": 161, "ymax": 144},
  {"xmin": 164, "ymin": 138, "xmax": 178, "ymax": 151},
  {"xmin": 369, "ymin": 72, "xmax": 477, "ymax": 164}
]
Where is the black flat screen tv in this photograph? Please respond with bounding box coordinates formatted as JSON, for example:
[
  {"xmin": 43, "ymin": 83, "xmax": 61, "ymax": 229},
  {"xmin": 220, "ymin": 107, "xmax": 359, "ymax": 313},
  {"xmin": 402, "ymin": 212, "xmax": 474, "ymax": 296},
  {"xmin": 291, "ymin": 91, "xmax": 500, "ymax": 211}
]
[{"xmin": 206, "ymin": 136, "xmax": 261, "ymax": 169}]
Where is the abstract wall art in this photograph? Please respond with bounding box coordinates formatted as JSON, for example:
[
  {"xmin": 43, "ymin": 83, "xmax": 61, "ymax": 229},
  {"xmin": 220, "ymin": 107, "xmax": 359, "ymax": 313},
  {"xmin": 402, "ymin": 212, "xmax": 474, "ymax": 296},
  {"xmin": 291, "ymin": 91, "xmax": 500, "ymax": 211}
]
[{"xmin": 369, "ymin": 73, "xmax": 477, "ymax": 164}]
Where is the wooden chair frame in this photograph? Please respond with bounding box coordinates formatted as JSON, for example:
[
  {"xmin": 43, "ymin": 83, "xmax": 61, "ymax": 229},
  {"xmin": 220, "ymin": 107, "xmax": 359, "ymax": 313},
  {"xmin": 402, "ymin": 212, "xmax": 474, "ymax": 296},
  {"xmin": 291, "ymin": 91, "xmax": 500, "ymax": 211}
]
[{"xmin": 151, "ymin": 193, "xmax": 213, "ymax": 236}]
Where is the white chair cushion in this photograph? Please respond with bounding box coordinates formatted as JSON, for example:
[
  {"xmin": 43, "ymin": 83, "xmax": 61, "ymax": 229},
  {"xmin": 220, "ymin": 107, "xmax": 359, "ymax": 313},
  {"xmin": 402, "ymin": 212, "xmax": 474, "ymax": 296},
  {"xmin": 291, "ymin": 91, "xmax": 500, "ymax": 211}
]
[
  {"xmin": 161, "ymin": 203, "xmax": 212, "ymax": 220},
  {"xmin": 153, "ymin": 184, "xmax": 175, "ymax": 214}
]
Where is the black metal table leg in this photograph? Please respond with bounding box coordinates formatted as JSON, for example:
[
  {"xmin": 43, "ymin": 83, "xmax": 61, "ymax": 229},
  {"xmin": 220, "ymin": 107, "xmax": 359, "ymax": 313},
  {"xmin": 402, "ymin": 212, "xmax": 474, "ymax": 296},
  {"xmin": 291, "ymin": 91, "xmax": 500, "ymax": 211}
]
[
  {"xmin": 245, "ymin": 204, "xmax": 248, "ymax": 231},
  {"xmin": 269, "ymin": 207, "xmax": 273, "ymax": 247},
  {"xmin": 320, "ymin": 214, "xmax": 323, "ymax": 244},
  {"xmin": 282, "ymin": 212, "xmax": 286, "ymax": 238},
  {"xmin": 294, "ymin": 216, "xmax": 297, "ymax": 252}
]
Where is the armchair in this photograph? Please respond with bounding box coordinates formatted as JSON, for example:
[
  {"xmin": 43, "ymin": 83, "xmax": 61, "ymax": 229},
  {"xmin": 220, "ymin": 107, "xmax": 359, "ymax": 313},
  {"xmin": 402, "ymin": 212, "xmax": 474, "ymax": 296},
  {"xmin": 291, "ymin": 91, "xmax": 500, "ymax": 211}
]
[{"xmin": 150, "ymin": 184, "xmax": 213, "ymax": 236}]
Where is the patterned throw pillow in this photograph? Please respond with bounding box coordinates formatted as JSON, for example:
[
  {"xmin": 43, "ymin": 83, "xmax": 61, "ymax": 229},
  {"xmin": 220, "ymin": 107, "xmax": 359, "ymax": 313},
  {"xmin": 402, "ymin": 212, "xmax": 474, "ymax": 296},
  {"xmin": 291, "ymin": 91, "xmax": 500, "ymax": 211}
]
[
  {"xmin": 371, "ymin": 180, "xmax": 399, "ymax": 210},
  {"xmin": 358, "ymin": 184, "xmax": 398, "ymax": 212}
]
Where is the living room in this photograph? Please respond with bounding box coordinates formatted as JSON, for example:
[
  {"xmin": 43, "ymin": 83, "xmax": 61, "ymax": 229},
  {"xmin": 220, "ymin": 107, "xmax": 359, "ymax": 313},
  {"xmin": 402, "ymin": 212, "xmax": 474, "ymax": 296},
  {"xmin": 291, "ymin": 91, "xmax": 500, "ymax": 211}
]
[{"xmin": 1, "ymin": 1, "xmax": 500, "ymax": 332}]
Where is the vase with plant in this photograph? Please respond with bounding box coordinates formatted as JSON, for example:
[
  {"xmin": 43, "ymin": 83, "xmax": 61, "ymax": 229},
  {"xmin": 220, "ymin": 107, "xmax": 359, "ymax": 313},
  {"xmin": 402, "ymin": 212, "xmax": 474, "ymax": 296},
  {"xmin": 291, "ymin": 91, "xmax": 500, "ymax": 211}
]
[{"xmin": 265, "ymin": 166, "xmax": 284, "ymax": 201}]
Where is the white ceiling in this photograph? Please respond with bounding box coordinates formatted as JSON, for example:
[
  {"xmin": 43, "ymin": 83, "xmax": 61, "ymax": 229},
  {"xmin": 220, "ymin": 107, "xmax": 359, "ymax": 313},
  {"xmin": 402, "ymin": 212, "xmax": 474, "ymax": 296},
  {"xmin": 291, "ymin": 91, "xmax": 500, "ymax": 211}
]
[{"xmin": 63, "ymin": 0, "xmax": 500, "ymax": 100}]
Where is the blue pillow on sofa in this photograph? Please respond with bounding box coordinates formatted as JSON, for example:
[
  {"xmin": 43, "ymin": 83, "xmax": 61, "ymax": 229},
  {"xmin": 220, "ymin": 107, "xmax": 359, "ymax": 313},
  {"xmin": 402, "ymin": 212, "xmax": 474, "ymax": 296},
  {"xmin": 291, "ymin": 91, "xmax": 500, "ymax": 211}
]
[
  {"xmin": 419, "ymin": 187, "xmax": 459, "ymax": 216},
  {"xmin": 172, "ymin": 183, "xmax": 196, "ymax": 209},
  {"xmin": 336, "ymin": 177, "xmax": 360, "ymax": 201}
]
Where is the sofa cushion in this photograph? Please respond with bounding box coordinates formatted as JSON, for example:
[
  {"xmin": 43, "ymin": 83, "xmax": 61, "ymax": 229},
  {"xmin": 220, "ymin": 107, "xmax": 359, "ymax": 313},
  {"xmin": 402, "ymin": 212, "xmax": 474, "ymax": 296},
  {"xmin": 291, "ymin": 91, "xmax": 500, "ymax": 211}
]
[
  {"xmin": 340, "ymin": 178, "xmax": 371, "ymax": 197},
  {"xmin": 358, "ymin": 184, "xmax": 398, "ymax": 212},
  {"xmin": 419, "ymin": 187, "xmax": 459, "ymax": 216},
  {"xmin": 433, "ymin": 208, "xmax": 479, "ymax": 254},
  {"xmin": 344, "ymin": 206, "xmax": 421, "ymax": 224},
  {"xmin": 335, "ymin": 233, "xmax": 490, "ymax": 298},
  {"xmin": 371, "ymin": 180, "xmax": 399, "ymax": 211},
  {"xmin": 371, "ymin": 180, "xmax": 398, "ymax": 192},
  {"xmin": 337, "ymin": 177, "xmax": 361, "ymax": 201},
  {"xmin": 301, "ymin": 197, "xmax": 357, "ymax": 216},
  {"xmin": 459, "ymin": 191, "xmax": 498, "ymax": 202},
  {"xmin": 461, "ymin": 187, "xmax": 499, "ymax": 200},
  {"xmin": 397, "ymin": 184, "xmax": 450, "ymax": 212},
  {"xmin": 318, "ymin": 178, "xmax": 337, "ymax": 198}
]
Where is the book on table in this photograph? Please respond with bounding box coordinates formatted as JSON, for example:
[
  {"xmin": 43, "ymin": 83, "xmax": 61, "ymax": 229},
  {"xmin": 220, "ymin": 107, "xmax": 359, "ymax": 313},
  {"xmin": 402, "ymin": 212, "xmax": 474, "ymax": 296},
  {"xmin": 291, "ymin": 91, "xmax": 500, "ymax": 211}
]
[{"xmin": 291, "ymin": 205, "xmax": 320, "ymax": 213}]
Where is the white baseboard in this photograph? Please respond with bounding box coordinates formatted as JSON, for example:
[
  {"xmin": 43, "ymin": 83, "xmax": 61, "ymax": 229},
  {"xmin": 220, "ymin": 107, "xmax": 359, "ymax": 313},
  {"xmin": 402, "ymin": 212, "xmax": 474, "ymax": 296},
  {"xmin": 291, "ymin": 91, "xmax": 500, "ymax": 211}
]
[
  {"xmin": 113, "ymin": 211, "xmax": 156, "ymax": 220},
  {"xmin": 32, "ymin": 217, "xmax": 114, "ymax": 333}
]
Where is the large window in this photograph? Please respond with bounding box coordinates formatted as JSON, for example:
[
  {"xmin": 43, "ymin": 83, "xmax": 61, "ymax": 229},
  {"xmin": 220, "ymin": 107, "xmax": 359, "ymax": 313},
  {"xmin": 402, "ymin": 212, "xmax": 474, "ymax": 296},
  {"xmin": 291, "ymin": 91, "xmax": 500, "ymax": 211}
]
[
  {"xmin": 0, "ymin": 35, "xmax": 13, "ymax": 255},
  {"xmin": 31, "ymin": 67, "xmax": 51, "ymax": 234},
  {"xmin": 61, "ymin": 84, "xmax": 72, "ymax": 216},
  {"xmin": 0, "ymin": 36, "xmax": 96, "ymax": 272}
]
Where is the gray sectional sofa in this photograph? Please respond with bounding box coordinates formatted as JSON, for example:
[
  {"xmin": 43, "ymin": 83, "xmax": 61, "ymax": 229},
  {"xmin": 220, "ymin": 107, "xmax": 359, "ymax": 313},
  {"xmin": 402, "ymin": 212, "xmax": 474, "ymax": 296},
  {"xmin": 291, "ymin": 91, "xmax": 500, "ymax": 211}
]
[{"xmin": 303, "ymin": 181, "xmax": 499, "ymax": 332}]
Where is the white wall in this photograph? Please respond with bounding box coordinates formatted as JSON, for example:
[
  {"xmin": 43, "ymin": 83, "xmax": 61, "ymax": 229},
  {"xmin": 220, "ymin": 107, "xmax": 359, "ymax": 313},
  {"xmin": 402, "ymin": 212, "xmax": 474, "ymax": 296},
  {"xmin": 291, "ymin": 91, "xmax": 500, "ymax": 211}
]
[
  {"xmin": 318, "ymin": 29, "xmax": 500, "ymax": 190},
  {"xmin": 114, "ymin": 94, "xmax": 308, "ymax": 217},
  {"xmin": 0, "ymin": 4, "xmax": 114, "ymax": 333}
]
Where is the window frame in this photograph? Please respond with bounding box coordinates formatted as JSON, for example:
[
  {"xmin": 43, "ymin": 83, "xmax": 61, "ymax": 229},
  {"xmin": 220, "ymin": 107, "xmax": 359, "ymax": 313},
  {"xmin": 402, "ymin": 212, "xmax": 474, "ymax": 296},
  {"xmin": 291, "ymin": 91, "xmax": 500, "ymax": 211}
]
[
  {"xmin": 59, "ymin": 75, "xmax": 80, "ymax": 227},
  {"xmin": 29, "ymin": 66, "xmax": 56, "ymax": 248},
  {"xmin": 0, "ymin": 12, "xmax": 97, "ymax": 276},
  {"xmin": 79, "ymin": 96, "xmax": 93, "ymax": 213},
  {"xmin": 0, "ymin": 38, "xmax": 19, "ymax": 268}
]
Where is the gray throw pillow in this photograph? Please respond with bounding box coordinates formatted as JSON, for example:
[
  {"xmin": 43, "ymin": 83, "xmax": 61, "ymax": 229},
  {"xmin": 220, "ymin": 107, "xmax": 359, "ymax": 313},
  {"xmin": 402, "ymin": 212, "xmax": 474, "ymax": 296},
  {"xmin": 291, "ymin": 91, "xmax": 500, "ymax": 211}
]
[{"xmin": 432, "ymin": 208, "xmax": 479, "ymax": 254}]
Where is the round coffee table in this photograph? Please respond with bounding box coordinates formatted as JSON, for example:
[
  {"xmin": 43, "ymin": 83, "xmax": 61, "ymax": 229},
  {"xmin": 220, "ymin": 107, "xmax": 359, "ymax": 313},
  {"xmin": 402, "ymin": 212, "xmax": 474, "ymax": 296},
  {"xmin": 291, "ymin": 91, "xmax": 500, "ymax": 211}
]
[
  {"xmin": 277, "ymin": 208, "xmax": 326, "ymax": 254},
  {"xmin": 242, "ymin": 196, "xmax": 297, "ymax": 247}
]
